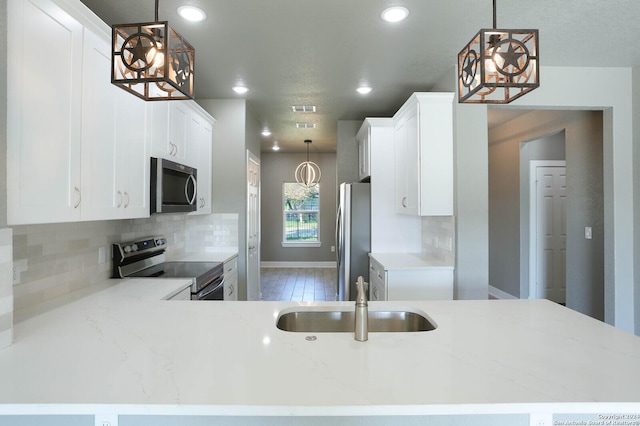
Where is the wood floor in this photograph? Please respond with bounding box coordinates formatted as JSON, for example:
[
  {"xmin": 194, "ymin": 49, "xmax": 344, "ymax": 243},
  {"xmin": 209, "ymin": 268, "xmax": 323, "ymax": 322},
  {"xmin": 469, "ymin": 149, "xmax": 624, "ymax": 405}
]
[{"xmin": 260, "ymin": 268, "xmax": 337, "ymax": 301}]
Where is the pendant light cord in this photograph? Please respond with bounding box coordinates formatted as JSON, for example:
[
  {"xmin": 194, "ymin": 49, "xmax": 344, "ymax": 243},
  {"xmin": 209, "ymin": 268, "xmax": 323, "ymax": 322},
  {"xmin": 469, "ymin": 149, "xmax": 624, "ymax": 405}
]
[
  {"xmin": 155, "ymin": 0, "xmax": 159, "ymax": 21},
  {"xmin": 492, "ymin": 0, "xmax": 497, "ymax": 29}
]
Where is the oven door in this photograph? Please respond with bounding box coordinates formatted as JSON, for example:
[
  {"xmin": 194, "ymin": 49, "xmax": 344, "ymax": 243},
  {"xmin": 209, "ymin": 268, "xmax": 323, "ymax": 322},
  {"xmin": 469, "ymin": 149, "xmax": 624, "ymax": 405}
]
[{"xmin": 193, "ymin": 276, "xmax": 225, "ymax": 300}]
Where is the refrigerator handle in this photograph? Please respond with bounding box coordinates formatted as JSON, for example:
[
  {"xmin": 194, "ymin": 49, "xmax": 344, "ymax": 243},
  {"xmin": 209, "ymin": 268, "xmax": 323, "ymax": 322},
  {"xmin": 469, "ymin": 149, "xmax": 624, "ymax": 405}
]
[{"xmin": 335, "ymin": 203, "xmax": 342, "ymax": 263}]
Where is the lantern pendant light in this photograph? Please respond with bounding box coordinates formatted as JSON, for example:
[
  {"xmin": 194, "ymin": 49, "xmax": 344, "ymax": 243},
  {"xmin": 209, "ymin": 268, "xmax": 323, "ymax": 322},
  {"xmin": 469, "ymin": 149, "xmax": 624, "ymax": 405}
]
[
  {"xmin": 295, "ymin": 140, "xmax": 322, "ymax": 188},
  {"xmin": 458, "ymin": 0, "xmax": 539, "ymax": 104},
  {"xmin": 111, "ymin": 0, "xmax": 195, "ymax": 101}
]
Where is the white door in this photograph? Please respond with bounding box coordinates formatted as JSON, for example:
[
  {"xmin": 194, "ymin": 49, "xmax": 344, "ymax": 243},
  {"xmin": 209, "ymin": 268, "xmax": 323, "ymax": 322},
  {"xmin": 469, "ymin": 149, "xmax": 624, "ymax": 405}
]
[
  {"xmin": 247, "ymin": 151, "xmax": 261, "ymax": 300},
  {"xmin": 531, "ymin": 162, "xmax": 567, "ymax": 303}
]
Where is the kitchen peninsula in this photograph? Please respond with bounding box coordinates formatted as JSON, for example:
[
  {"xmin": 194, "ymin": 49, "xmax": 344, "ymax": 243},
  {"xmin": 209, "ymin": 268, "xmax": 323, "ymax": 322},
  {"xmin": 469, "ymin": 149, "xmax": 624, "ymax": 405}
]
[{"xmin": 0, "ymin": 278, "xmax": 639, "ymax": 424}]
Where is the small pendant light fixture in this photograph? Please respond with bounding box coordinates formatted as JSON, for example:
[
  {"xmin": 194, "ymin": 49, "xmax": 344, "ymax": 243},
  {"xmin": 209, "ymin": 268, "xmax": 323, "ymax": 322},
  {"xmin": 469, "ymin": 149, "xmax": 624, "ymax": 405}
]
[
  {"xmin": 457, "ymin": 0, "xmax": 539, "ymax": 104},
  {"xmin": 112, "ymin": 0, "xmax": 195, "ymax": 100},
  {"xmin": 295, "ymin": 140, "xmax": 322, "ymax": 188}
]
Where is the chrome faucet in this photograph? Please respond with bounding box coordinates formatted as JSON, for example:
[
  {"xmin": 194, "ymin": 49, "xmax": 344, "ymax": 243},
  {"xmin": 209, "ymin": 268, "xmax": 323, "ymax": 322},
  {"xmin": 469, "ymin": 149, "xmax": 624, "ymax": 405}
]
[{"xmin": 354, "ymin": 276, "xmax": 369, "ymax": 342}]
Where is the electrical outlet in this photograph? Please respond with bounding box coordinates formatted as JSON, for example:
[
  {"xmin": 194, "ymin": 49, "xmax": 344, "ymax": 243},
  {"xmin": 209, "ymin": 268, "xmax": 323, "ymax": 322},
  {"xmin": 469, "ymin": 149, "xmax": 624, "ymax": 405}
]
[
  {"xmin": 98, "ymin": 247, "xmax": 106, "ymax": 264},
  {"xmin": 13, "ymin": 266, "xmax": 17, "ymax": 282},
  {"xmin": 330, "ymin": 245, "xmax": 335, "ymax": 253},
  {"xmin": 95, "ymin": 414, "xmax": 118, "ymax": 426},
  {"xmin": 529, "ymin": 413, "xmax": 552, "ymax": 426}
]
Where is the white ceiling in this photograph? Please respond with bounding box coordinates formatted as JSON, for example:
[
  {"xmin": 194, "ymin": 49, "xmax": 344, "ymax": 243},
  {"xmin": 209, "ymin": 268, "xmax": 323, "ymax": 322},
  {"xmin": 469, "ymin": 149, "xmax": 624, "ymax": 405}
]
[{"xmin": 79, "ymin": 0, "xmax": 640, "ymax": 152}]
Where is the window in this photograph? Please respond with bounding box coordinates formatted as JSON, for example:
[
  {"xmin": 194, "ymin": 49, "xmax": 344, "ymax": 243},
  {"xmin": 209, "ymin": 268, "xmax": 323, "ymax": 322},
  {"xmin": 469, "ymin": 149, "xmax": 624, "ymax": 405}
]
[{"xmin": 282, "ymin": 183, "xmax": 320, "ymax": 247}]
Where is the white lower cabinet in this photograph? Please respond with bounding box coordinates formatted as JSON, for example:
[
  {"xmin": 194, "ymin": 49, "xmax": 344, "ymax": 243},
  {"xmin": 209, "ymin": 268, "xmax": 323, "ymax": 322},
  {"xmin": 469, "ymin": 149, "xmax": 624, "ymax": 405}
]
[
  {"xmin": 369, "ymin": 255, "xmax": 454, "ymax": 301},
  {"xmin": 224, "ymin": 256, "xmax": 239, "ymax": 301}
]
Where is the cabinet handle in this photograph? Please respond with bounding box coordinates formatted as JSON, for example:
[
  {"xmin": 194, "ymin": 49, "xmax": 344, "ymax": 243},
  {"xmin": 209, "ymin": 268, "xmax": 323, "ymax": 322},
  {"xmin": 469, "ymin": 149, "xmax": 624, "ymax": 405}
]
[
  {"xmin": 228, "ymin": 284, "xmax": 234, "ymax": 296},
  {"xmin": 124, "ymin": 192, "xmax": 130, "ymax": 208},
  {"xmin": 117, "ymin": 191, "xmax": 123, "ymax": 208},
  {"xmin": 73, "ymin": 187, "xmax": 81, "ymax": 208},
  {"xmin": 174, "ymin": 143, "xmax": 179, "ymax": 157},
  {"xmin": 373, "ymin": 287, "xmax": 378, "ymax": 299},
  {"xmin": 402, "ymin": 197, "xmax": 408, "ymax": 208}
]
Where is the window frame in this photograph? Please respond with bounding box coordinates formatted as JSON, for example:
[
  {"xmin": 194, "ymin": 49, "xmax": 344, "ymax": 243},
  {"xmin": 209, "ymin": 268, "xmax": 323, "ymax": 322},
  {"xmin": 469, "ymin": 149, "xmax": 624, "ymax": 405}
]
[{"xmin": 281, "ymin": 182, "xmax": 321, "ymax": 248}]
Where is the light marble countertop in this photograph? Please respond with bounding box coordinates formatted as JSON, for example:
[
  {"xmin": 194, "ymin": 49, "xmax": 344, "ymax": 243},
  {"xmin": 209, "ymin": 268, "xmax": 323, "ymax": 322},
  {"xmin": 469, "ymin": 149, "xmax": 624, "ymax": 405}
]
[
  {"xmin": 1, "ymin": 277, "xmax": 639, "ymax": 416},
  {"xmin": 178, "ymin": 249, "xmax": 238, "ymax": 264},
  {"xmin": 369, "ymin": 252, "xmax": 454, "ymax": 269}
]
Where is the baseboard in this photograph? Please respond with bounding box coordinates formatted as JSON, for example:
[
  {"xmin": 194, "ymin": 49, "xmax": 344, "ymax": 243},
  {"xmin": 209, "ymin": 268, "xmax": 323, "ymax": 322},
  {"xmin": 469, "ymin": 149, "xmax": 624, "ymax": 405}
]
[
  {"xmin": 261, "ymin": 261, "xmax": 336, "ymax": 269},
  {"xmin": 488, "ymin": 285, "xmax": 518, "ymax": 300}
]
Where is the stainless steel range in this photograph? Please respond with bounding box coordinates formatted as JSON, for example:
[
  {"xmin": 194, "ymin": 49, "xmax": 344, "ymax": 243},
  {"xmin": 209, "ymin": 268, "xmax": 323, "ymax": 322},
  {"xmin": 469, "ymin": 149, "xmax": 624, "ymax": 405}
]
[{"xmin": 112, "ymin": 236, "xmax": 224, "ymax": 300}]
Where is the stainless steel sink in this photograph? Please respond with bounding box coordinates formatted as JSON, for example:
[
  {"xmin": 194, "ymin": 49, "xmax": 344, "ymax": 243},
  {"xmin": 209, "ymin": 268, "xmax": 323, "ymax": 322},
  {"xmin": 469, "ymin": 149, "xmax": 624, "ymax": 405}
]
[{"xmin": 276, "ymin": 308, "xmax": 436, "ymax": 333}]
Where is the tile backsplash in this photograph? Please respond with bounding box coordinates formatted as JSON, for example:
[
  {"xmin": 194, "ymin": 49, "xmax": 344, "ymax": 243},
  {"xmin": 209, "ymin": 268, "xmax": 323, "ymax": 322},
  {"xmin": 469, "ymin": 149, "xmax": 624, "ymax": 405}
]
[
  {"xmin": 12, "ymin": 214, "xmax": 238, "ymax": 317},
  {"xmin": 421, "ymin": 216, "xmax": 455, "ymax": 265}
]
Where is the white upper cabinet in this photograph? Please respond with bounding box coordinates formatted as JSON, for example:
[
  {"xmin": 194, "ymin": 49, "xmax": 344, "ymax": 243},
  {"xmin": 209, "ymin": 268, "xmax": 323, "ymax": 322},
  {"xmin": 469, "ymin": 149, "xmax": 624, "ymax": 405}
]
[
  {"xmin": 7, "ymin": 0, "xmax": 84, "ymax": 225},
  {"xmin": 356, "ymin": 125, "xmax": 371, "ymax": 182},
  {"xmin": 80, "ymin": 31, "xmax": 149, "ymax": 220},
  {"xmin": 393, "ymin": 93, "xmax": 454, "ymax": 216},
  {"xmin": 187, "ymin": 108, "xmax": 214, "ymax": 215},
  {"xmin": 7, "ymin": 0, "xmax": 150, "ymax": 225},
  {"xmin": 150, "ymin": 102, "xmax": 190, "ymax": 162}
]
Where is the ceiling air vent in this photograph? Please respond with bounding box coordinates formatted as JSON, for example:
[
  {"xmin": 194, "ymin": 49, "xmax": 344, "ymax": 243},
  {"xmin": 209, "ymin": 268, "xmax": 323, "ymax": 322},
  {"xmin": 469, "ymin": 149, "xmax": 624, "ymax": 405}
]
[
  {"xmin": 292, "ymin": 105, "xmax": 317, "ymax": 112},
  {"xmin": 296, "ymin": 122, "xmax": 316, "ymax": 129}
]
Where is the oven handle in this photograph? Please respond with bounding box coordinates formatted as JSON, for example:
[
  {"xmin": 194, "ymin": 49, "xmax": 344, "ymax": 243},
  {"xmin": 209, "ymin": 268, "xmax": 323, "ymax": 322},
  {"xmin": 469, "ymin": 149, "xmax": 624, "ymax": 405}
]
[{"xmin": 197, "ymin": 277, "xmax": 225, "ymax": 300}]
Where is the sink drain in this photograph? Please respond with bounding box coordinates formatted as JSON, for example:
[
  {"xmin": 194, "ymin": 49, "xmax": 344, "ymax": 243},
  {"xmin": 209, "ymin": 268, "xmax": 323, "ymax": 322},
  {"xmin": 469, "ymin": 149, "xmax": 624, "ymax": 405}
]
[{"xmin": 305, "ymin": 335, "xmax": 317, "ymax": 341}]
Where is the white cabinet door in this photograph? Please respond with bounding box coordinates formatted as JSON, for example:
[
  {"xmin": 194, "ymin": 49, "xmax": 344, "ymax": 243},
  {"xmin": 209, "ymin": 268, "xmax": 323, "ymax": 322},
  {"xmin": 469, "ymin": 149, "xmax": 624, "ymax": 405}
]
[
  {"xmin": 394, "ymin": 107, "xmax": 419, "ymax": 215},
  {"xmin": 80, "ymin": 29, "xmax": 118, "ymax": 220},
  {"xmin": 393, "ymin": 93, "xmax": 453, "ymax": 216},
  {"xmin": 224, "ymin": 256, "xmax": 239, "ymax": 301},
  {"xmin": 115, "ymin": 88, "xmax": 150, "ymax": 218},
  {"xmin": 368, "ymin": 258, "xmax": 387, "ymax": 301},
  {"xmin": 7, "ymin": 0, "xmax": 83, "ymax": 225},
  {"xmin": 169, "ymin": 102, "xmax": 189, "ymax": 162},
  {"xmin": 357, "ymin": 125, "xmax": 371, "ymax": 182},
  {"xmin": 187, "ymin": 111, "xmax": 213, "ymax": 215},
  {"xmin": 150, "ymin": 102, "xmax": 188, "ymax": 162},
  {"xmin": 80, "ymin": 30, "xmax": 149, "ymax": 221}
]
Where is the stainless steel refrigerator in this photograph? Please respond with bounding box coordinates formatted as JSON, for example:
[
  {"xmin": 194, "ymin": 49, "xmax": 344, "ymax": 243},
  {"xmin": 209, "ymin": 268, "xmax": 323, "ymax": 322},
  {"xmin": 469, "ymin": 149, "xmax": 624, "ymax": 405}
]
[{"xmin": 336, "ymin": 182, "xmax": 371, "ymax": 301}]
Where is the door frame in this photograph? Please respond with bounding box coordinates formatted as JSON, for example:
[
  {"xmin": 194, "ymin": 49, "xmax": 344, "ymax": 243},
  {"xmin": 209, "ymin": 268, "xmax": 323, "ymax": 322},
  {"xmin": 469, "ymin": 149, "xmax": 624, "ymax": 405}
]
[
  {"xmin": 246, "ymin": 150, "xmax": 261, "ymax": 301},
  {"xmin": 528, "ymin": 160, "xmax": 566, "ymax": 299}
]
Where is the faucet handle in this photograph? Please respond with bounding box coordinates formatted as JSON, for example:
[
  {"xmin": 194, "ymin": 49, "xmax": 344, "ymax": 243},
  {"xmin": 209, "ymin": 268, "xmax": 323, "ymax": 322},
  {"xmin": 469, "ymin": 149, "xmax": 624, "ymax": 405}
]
[{"xmin": 356, "ymin": 276, "xmax": 368, "ymax": 304}]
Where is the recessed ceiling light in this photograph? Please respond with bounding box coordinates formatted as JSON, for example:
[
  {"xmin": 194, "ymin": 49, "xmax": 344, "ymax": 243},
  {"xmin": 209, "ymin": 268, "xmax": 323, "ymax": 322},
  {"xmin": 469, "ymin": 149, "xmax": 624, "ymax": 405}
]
[
  {"xmin": 272, "ymin": 141, "xmax": 280, "ymax": 151},
  {"xmin": 177, "ymin": 5, "xmax": 207, "ymax": 22},
  {"xmin": 381, "ymin": 6, "xmax": 409, "ymax": 23},
  {"xmin": 261, "ymin": 129, "xmax": 272, "ymax": 137},
  {"xmin": 356, "ymin": 86, "xmax": 372, "ymax": 95},
  {"xmin": 232, "ymin": 86, "xmax": 249, "ymax": 94}
]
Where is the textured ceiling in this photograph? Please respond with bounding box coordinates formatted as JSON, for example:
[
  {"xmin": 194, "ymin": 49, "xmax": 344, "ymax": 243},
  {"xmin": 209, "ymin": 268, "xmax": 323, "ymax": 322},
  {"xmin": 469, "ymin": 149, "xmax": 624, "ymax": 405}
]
[{"xmin": 79, "ymin": 0, "xmax": 640, "ymax": 152}]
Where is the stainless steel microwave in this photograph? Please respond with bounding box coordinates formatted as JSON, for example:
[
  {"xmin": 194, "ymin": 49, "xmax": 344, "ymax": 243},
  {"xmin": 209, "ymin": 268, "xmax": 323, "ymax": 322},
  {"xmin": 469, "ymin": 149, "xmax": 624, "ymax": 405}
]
[{"xmin": 150, "ymin": 157, "xmax": 198, "ymax": 214}]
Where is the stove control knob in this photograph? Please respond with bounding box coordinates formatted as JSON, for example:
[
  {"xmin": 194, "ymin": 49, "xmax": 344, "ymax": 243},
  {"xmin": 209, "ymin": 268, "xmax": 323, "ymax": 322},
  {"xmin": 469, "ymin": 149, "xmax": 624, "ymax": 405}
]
[
  {"xmin": 131, "ymin": 244, "xmax": 139, "ymax": 252},
  {"xmin": 123, "ymin": 245, "xmax": 131, "ymax": 253}
]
